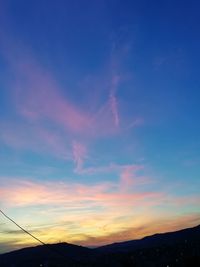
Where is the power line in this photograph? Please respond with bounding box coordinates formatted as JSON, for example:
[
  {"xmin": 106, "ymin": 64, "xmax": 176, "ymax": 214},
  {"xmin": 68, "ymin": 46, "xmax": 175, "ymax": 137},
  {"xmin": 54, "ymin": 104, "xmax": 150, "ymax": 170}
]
[
  {"xmin": 0, "ymin": 209, "xmax": 70, "ymax": 261},
  {"xmin": 0, "ymin": 209, "xmax": 46, "ymax": 246}
]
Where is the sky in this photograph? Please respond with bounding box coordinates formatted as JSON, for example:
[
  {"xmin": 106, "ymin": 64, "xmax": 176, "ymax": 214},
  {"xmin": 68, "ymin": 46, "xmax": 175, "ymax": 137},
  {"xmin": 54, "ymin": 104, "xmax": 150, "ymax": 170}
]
[{"xmin": 0, "ymin": 0, "xmax": 200, "ymax": 253}]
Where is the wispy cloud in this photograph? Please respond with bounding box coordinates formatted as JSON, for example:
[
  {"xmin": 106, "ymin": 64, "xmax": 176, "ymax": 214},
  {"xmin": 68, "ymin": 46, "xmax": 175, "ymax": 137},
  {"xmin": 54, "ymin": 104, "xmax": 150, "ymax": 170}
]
[
  {"xmin": 13, "ymin": 65, "xmax": 92, "ymax": 134},
  {"xmin": 0, "ymin": 170, "xmax": 154, "ymax": 209},
  {"xmin": 0, "ymin": 121, "xmax": 70, "ymax": 160},
  {"xmin": 1, "ymin": 176, "xmax": 199, "ymax": 249},
  {"xmin": 126, "ymin": 117, "xmax": 144, "ymax": 130},
  {"xmin": 73, "ymin": 161, "xmax": 142, "ymax": 176},
  {"xmin": 77, "ymin": 212, "xmax": 200, "ymax": 247},
  {"xmin": 109, "ymin": 75, "xmax": 121, "ymax": 127},
  {"xmin": 72, "ymin": 141, "xmax": 88, "ymax": 172},
  {"xmin": 0, "ymin": 174, "xmax": 159, "ymax": 247},
  {"xmin": 3, "ymin": 48, "xmax": 124, "ymax": 137},
  {"xmin": 0, "ymin": 34, "xmax": 145, "ymax": 172}
]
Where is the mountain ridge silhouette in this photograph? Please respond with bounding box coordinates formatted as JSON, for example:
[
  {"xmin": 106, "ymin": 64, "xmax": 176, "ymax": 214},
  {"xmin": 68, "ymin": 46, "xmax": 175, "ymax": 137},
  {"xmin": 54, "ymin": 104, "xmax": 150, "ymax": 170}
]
[{"xmin": 0, "ymin": 224, "xmax": 200, "ymax": 266}]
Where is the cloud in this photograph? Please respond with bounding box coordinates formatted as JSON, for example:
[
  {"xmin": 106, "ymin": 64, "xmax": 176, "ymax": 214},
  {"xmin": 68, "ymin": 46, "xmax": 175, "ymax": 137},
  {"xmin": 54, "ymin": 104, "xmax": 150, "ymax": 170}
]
[
  {"xmin": 0, "ymin": 171, "xmax": 155, "ymax": 209},
  {"xmin": 72, "ymin": 141, "xmax": 87, "ymax": 172},
  {"xmin": 0, "ymin": 174, "xmax": 159, "ymax": 249},
  {"xmin": 0, "ymin": 176, "xmax": 199, "ymax": 250},
  {"xmin": 77, "ymin": 212, "xmax": 200, "ymax": 247},
  {"xmin": 0, "ymin": 50, "xmax": 133, "ymax": 164},
  {"xmin": 13, "ymin": 63, "xmax": 92, "ymax": 134},
  {"xmin": 109, "ymin": 75, "xmax": 120, "ymax": 127},
  {"xmin": 2, "ymin": 48, "xmax": 123, "ymax": 138},
  {"xmin": 119, "ymin": 165, "xmax": 146, "ymax": 191},
  {"xmin": 126, "ymin": 117, "xmax": 144, "ymax": 130},
  {"xmin": 0, "ymin": 121, "xmax": 70, "ymax": 160},
  {"xmin": 0, "ymin": 34, "xmax": 145, "ymax": 175},
  {"xmin": 73, "ymin": 161, "xmax": 143, "ymax": 176}
]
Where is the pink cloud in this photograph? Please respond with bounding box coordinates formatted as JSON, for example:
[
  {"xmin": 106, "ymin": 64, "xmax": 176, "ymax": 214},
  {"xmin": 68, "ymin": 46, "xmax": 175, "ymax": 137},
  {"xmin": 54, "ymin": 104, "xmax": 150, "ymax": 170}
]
[
  {"xmin": 89, "ymin": 102, "xmax": 120, "ymax": 137},
  {"xmin": 13, "ymin": 65, "xmax": 92, "ymax": 134},
  {"xmin": 8, "ymin": 59, "xmax": 126, "ymax": 141},
  {"xmin": 0, "ymin": 36, "xmax": 146, "ymax": 180},
  {"xmin": 0, "ymin": 30, "xmax": 145, "ymax": 141},
  {"xmin": 0, "ymin": 173, "xmax": 157, "ymax": 210},
  {"xmin": 119, "ymin": 165, "xmax": 148, "ymax": 191},
  {"xmin": 0, "ymin": 41, "xmax": 92, "ymax": 134},
  {"xmin": 120, "ymin": 165, "xmax": 136, "ymax": 187},
  {"xmin": 5, "ymin": 51, "xmax": 123, "ymax": 138},
  {"xmin": 0, "ymin": 121, "xmax": 70, "ymax": 160},
  {"xmin": 1, "ymin": 177, "xmax": 199, "ymax": 248}
]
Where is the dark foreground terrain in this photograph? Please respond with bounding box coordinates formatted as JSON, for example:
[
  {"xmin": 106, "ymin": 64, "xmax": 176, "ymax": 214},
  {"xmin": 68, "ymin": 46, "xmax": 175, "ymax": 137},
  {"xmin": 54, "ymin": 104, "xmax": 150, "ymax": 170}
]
[{"xmin": 0, "ymin": 225, "xmax": 199, "ymax": 267}]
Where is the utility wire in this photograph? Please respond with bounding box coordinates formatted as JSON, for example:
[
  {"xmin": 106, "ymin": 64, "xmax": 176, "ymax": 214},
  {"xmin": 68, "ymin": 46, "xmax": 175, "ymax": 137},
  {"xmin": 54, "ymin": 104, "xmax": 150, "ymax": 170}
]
[
  {"xmin": 0, "ymin": 209, "xmax": 46, "ymax": 246},
  {"xmin": 0, "ymin": 209, "xmax": 71, "ymax": 262}
]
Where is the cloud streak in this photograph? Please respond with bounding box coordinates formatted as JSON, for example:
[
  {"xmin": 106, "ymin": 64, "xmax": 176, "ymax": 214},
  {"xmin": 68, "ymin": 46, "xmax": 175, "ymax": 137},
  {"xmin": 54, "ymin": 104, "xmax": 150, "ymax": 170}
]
[
  {"xmin": 72, "ymin": 141, "xmax": 88, "ymax": 172},
  {"xmin": 3, "ymin": 49, "xmax": 124, "ymax": 138},
  {"xmin": 109, "ymin": 75, "xmax": 121, "ymax": 127},
  {"xmin": 1, "ymin": 175, "xmax": 199, "ymax": 250},
  {"xmin": 1, "ymin": 173, "xmax": 199, "ymax": 248},
  {"xmin": 0, "ymin": 173, "xmax": 156, "ymax": 209}
]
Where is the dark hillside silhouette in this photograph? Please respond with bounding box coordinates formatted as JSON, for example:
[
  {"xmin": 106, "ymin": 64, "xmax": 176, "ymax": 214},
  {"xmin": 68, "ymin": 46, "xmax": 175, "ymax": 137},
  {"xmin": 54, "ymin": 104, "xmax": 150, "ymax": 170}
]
[
  {"xmin": 0, "ymin": 225, "xmax": 200, "ymax": 267},
  {"xmin": 96, "ymin": 224, "xmax": 200, "ymax": 253}
]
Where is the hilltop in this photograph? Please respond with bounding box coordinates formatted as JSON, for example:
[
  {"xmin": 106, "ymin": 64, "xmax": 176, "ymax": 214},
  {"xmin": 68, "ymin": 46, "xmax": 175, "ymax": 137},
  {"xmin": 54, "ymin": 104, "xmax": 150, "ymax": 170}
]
[{"xmin": 0, "ymin": 225, "xmax": 199, "ymax": 266}]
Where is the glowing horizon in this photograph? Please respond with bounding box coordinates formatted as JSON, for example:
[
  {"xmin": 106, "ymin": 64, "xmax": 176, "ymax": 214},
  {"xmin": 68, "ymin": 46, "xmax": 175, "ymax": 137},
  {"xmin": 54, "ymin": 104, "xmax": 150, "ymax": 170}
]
[{"xmin": 0, "ymin": 0, "xmax": 200, "ymax": 254}]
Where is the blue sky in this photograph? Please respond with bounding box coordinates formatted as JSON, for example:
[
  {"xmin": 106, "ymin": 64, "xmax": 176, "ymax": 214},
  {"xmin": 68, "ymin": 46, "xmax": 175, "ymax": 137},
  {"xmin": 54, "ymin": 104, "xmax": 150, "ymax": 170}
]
[{"xmin": 0, "ymin": 0, "xmax": 200, "ymax": 253}]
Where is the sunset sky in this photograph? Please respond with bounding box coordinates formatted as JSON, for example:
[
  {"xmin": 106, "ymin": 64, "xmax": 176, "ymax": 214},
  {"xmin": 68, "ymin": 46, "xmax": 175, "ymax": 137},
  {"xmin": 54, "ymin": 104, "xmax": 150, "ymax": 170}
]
[{"xmin": 0, "ymin": 0, "xmax": 200, "ymax": 253}]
